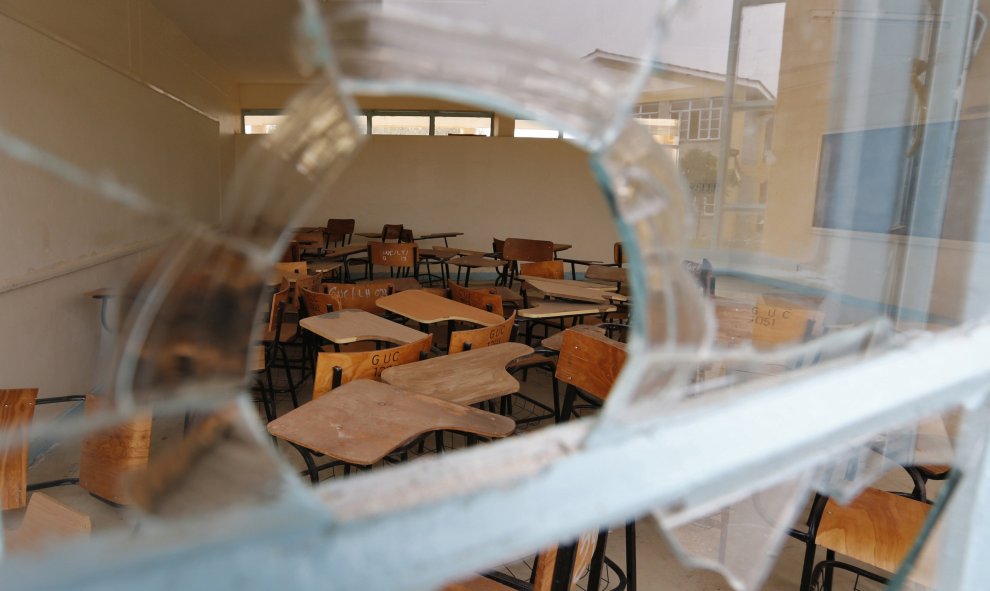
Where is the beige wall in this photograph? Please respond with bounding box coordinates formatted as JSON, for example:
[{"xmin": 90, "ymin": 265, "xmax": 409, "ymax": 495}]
[
  {"xmin": 236, "ymin": 133, "xmax": 617, "ymax": 264},
  {"xmin": 0, "ymin": 0, "xmax": 237, "ymax": 397}
]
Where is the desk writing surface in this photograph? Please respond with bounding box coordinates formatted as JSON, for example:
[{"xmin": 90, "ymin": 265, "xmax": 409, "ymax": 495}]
[
  {"xmin": 377, "ymin": 290, "xmax": 503, "ymax": 326},
  {"xmin": 448, "ymin": 255, "xmax": 506, "ymax": 268},
  {"xmin": 415, "ymin": 232, "xmax": 464, "ymax": 240},
  {"xmin": 517, "ymin": 301, "xmax": 616, "ymax": 319},
  {"xmin": 521, "ymin": 277, "xmax": 623, "ymax": 304},
  {"xmin": 300, "ymin": 310, "xmax": 428, "ymax": 345},
  {"xmin": 267, "ymin": 380, "xmax": 515, "ymax": 466},
  {"xmin": 381, "ymin": 342, "xmax": 534, "ymax": 405},
  {"xmin": 519, "ymin": 276, "xmax": 616, "ymax": 292}
]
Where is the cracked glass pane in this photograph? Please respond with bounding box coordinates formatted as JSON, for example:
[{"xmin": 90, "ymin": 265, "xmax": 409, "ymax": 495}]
[{"xmin": 1, "ymin": 0, "xmax": 988, "ymax": 589}]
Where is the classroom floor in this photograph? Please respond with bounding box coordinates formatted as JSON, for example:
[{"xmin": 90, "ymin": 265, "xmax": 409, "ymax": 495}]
[{"xmin": 15, "ymin": 276, "xmax": 923, "ymax": 590}]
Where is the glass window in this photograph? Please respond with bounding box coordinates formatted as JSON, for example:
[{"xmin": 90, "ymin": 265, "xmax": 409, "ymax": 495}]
[
  {"xmin": 370, "ymin": 115, "xmax": 430, "ymax": 135},
  {"xmin": 671, "ymin": 98, "xmax": 724, "ymax": 141},
  {"xmin": 434, "ymin": 115, "xmax": 491, "ymax": 136},
  {"xmin": 514, "ymin": 119, "xmax": 561, "ymax": 138},
  {"xmin": 243, "ymin": 113, "xmax": 285, "ymax": 135}
]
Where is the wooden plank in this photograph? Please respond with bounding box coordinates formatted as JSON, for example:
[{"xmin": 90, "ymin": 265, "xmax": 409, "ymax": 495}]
[
  {"xmin": 0, "ymin": 388, "xmax": 37, "ymax": 510},
  {"xmin": 78, "ymin": 395, "xmax": 152, "ymax": 505},
  {"xmin": 381, "ymin": 342, "xmax": 534, "ymax": 406},
  {"xmin": 449, "ymin": 313, "xmax": 517, "ymax": 354},
  {"xmin": 301, "ymin": 310, "xmax": 429, "ymax": 345},
  {"xmin": 520, "ymin": 276, "xmax": 620, "ymax": 292},
  {"xmin": 555, "ymin": 329, "xmax": 627, "ymax": 401},
  {"xmin": 2, "ymin": 492, "xmax": 91, "ymax": 554},
  {"xmin": 540, "ymin": 325, "xmax": 608, "ymax": 352},
  {"xmin": 325, "ymin": 281, "xmax": 395, "ymax": 315},
  {"xmin": 751, "ymin": 294, "xmax": 825, "ymax": 348},
  {"xmin": 313, "ymin": 336, "xmax": 434, "ymax": 397},
  {"xmin": 378, "ymin": 290, "xmax": 504, "ymax": 326},
  {"xmin": 520, "ymin": 277, "xmax": 623, "ymax": 304},
  {"xmin": 517, "ymin": 301, "xmax": 616, "ymax": 319},
  {"xmin": 817, "ymin": 487, "xmax": 932, "ymax": 583},
  {"xmin": 268, "ymin": 380, "xmax": 515, "ymax": 466}
]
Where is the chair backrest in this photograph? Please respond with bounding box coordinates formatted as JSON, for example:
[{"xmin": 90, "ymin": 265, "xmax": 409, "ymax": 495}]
[
  {"xmin": 0, "ymin": 388, "xmax": 38, "ymax": 510},
  {"xmin": 555, "ymin": 328, "xmax": 627, "ymax": 401},
  {"xmin": 77, "ymin": 394, "xmax": 152, "ymax": 505},
  {"xmin": 2, "ymin": 492, "xmax": 91, "ymax": 554},
  {"xmin": 294, "ymin": 272, "xmax": 323, "ymax": 294},
  {"xmin": 751, "ymin": 294, "xmax": 824, "ymax": 349},
  {"xmin": 519, "ymin": 260, "xmax": 564, "ymax": 280},
  {"xmin": 613, "ymin": 242, "xmax": 626, "ymax": 267},
  {"xmin": 268, "ymin": 287, "xmax": 291, "ymax": 335},
  {"xmin": 399, "ymin": 228, "xmax": 415, "ymax": 243},
  {"xmin": 585, "ymin": 264, "xmax": 626, "ymax": 286},
  {"xmin": 492, "ymin": 238, "xmax": 505, "ymax": 256},
  {"xmin": 313, "ymin": 336, "xmax": 433, "ymax": 398},
  {"xmin": 532, "ymin": 532, "xmax": 599, "ymax": 591},
  {"xmin": 368, "ymin": 242, "xmax": 417, "ymax": 271},
  {"xmin": 273, "ymin": 261, "xmax": 308, "ymax": 283},
  {"xmin": 381, "ymin": 224, "xmax": 404, "ymax": 242},
  {"xmin": 448, "ymin": 312, "xmax": 517, "ymax": 354},
  {"xmin": 448, "ymin": 282, "xmax": 505, "ymax": 316},
  {"xmin": 502, "ymin": 238, "xmax": 555, "ymax": 263},
  {"xmin": 299, "ymin": 286, "xmax": 343, "ymax": 318},
  {"xmin": 324, "ymin": 218, "xmax": 355, "ymax": 247},
  {"xmin": 325, "ymin": 281, "xmax": 395, "ymax": 314}
]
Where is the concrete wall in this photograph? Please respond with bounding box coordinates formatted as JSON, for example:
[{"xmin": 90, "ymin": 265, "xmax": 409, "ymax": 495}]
[{"xmin": 0, "ymin": 0, "xmax": 238, "ymax": 398}]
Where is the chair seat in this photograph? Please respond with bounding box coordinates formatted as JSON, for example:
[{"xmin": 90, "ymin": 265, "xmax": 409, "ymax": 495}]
[{"xmin": 816, "ymin": 487, "xmax": 932, "ymax": 582}]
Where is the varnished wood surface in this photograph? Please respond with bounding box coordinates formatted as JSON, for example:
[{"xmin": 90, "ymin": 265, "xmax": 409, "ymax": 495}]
[
  {"xmin": 521, "ymin": 276, "xmax": 620, "ymax": 292},
  {"xmin": 432, "ymin": 246, "xmax": 489, "ymax": 258},
  {"xmin": 817, "ymin": 487, "xmax": 932, "ymax": 582},
  {"xmin": 449, "ymin": 312, "xmax": 517, "ymax": 354},
  {"xmin": 313, "ymin": 336, "xmax": 433, "ymax": 397},
  {"xmin": 2, "ymin": 492, "xmax": 91, "ymax": 554},
  {"xmin": 540, "ymin": 324, "xmax": 608, "ymax": 352},
  {"xmin": 378, "ymin": 290, "xmax": 504, "ymax": 326},
  {"xmin": 449, "ymin": 282, "xmax": 505, "ymax": 316},
  {"xmin": 553, "ymin": 243, "xmax": 572, "ymax": 253},
  {"xmin": 584, "ymin": 265, "xmax": 627, "ymax": 284},
  {"xmin": 326, "ymin": 281, "xmax": 394, "ymax": 314},
  {"xmin": 555, "ymin": 329, "xmax": 627, "ymax": 400},
  {"xmin": 521, "ymin": 277, "xmax": 627, "ymax": 304},
  {"xmin": 382, "ymin": 342, "xmax": 533, "ymax": 405},
  {"xmin": 301, "ymin": 310, "xmax": 429, "ymax": 345},
  {"xmin": 78, "ymin": 395, "xmax": 152, "ymax": 505},
  {"xmin": 268, "ymin": 380, "xmax": 515, "ymax": 466},
  {"xmin": 752, "ymin": 294, "xmax": 824, "ymax": 348},
  {"xmin": 416, "ymin": 232, "xmax": 464, "ymax": 240},
  {"xmin": 517, "ymin": 301, "xmax": 616, "ymax": 319},
  {"xmin": 0, "ymin": 388, "xmax": 37, "ymax": 510},
  {"xmin": 307, "ymin": 260, "xmax": 343, "ymax": 274}
]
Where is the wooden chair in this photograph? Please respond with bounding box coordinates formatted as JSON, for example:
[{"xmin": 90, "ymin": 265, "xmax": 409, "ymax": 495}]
[
  {"xmin": 299, "ymin": 286, "xmax": 343, "ymax": 318},
  {"xmin": 277, "ymin": 336, "xmax": 433, "ymax": 480},
  {"xmin": 21, "ymin": 394, "xmax": 152, "ymax": 506},
  {"xmin": 324, "ymin": 218, "xmax": 355, "ymax": 248},
  {"xmin": 502, "ymin": 238, "xmax": 555, "ymax": 288},
  {"xmin": 325, "ymin": 281, "xmax": 395, "ymax": 315},
  {"xmin": 612, "ymin": 242, "xmax": 626, "ymax": 267},
  {"xmin": 2, "ymin": 492, "xmax": 91, "ymax": 554},
  {"xmin": 797, "ymin": 486, "xmax": 936, "ymax": 591},
  {"xmin": 258, "ymin": 287, "xmax": 301, "ymax": 408},
  {"xmin": 445, "ymin": 531, "xmax": 625, "ymax": 591},
  {"xmin": 313, "ymin": 335, "xmax": 433, "ymax": 397},
  {"xmin": 449, "ymin": 282, "xmax": 506, "ymax": 316},
  {"xmin": 367, "ymin": 242, "xmax": 422, "ymax": 291},
  {"xmin": 449, "ymin": 312, "xmax": 517, "ymax": 354},
  {"xmin": 519, "ymin": 260, "xmax": 565, "ymax": 280},
  {"xmin": 381, "ymin": 223, "xmax": 404, "ymax": 242},
  {"xmin": 553, "ymin": 329, "xmax": 636, "ymax": 590},
  {"xmin": 1, "ymin": 388, "xmax": 38, "ymax": 510}
]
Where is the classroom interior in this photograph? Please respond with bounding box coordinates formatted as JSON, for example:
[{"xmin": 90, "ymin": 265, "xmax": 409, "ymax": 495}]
[{"xmin": 1, "ymin": 0, "xmax": 987, "ymax": 589}]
